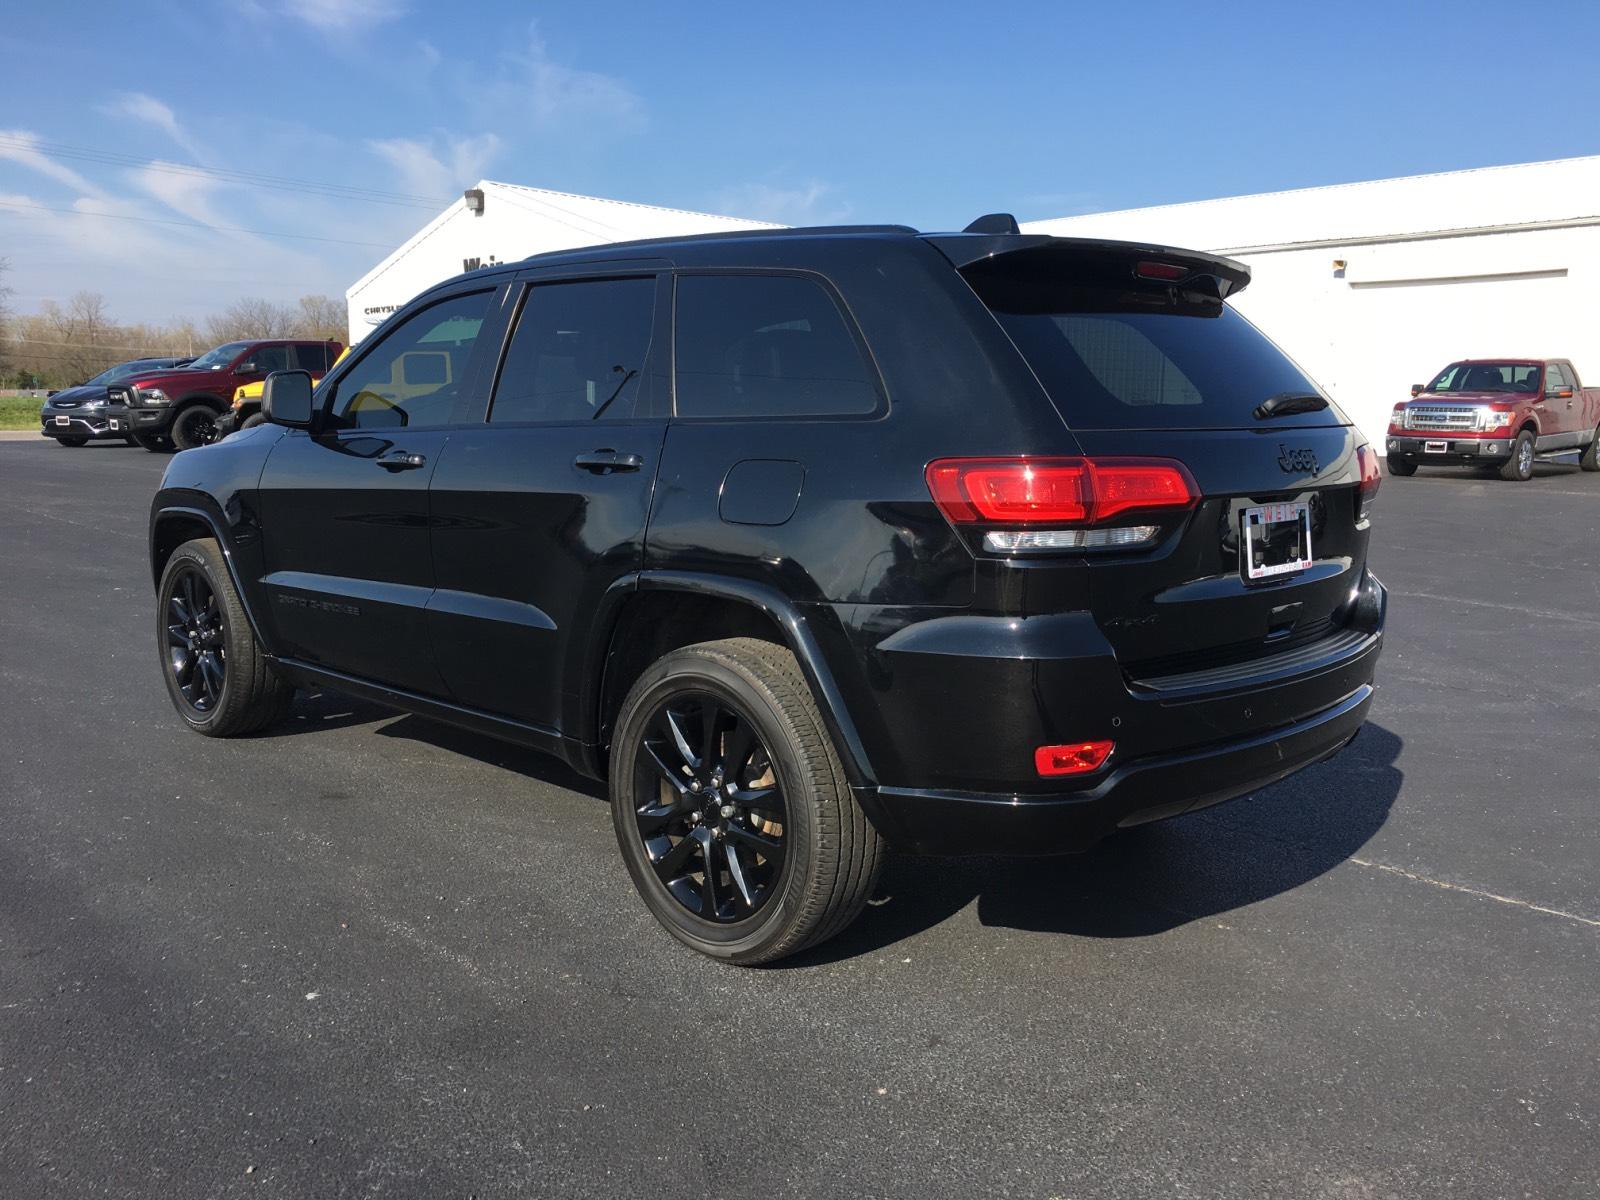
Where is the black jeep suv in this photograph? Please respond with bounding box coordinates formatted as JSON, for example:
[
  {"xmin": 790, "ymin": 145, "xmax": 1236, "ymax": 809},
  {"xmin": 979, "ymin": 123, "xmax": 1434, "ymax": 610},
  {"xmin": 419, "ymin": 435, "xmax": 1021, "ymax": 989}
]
[{"xmin": 147, "ymin": 219, "xmax": 1386, "ymax": 964}]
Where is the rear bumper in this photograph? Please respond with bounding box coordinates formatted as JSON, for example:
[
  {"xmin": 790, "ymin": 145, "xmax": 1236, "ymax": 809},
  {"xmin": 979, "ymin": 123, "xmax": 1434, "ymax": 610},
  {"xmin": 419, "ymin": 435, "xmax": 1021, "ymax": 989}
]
[
  {"xmin": 867, "ymin": 680, "xmax": 1372, "ymax": 855},
  {"xmin": 1387, "ymin": 435, "xmax": 1508, "ymax": 462}
]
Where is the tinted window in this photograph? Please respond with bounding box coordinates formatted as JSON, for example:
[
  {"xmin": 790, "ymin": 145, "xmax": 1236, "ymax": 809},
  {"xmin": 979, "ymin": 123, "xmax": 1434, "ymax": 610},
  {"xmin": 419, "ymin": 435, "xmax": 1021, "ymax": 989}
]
[
  {"xmin": 491, "ymin": 278, "xmax": 655, "ymax": 423},
  {"xmin": 990, "ymin": 305, "xmax": 1339, "ymax": 431},
  {"xmin": 331, "ymin": 291, "xmax": 491, "ymax": 429},
  {"xmin": 249, "ymin": 345, "xmax": 292, "ymax": 373},
  {"xmin": 293, "ymin": 343, "xmax": 331, "ymax": 372},
  {"xmin": 1546, "ymin": 363, "xmax": 1569, "ymax": 390},
  {"xmin": 674, "ymin": 275, "xmax": 878, "ymax": 418}
]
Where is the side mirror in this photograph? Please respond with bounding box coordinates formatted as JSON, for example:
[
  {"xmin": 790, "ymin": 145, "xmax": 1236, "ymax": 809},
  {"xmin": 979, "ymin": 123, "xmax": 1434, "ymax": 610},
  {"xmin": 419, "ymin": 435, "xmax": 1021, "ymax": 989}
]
[
  {"xmin": 1410, "ymin": 383, "xmax": 1424, "ymax": 397},
  {"xmin": 263, "ymin": 370, "xmax": 316, "ymax": 429},
  {"xmin": 237, "ymin": 361, "xmax": 259, "ymax": 374},
  {"xmin": 1551, "ymin": 387, "xmax": 1574, "ymax": 400}
]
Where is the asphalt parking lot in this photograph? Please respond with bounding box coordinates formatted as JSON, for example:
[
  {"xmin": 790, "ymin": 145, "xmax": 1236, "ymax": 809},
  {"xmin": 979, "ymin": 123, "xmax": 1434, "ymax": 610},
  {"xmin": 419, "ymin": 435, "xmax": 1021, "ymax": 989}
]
[{"xmin": 2, "ymin": 436, "xmax": 1597, "ymax": 1199}]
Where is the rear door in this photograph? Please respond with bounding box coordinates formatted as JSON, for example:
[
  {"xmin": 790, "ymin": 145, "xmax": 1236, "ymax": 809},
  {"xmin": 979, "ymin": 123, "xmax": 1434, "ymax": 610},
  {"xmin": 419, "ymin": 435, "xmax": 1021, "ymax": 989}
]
[
  {"xmin": 958, "ymin": 243, "xmax": 1369, "ymax": 677},
  {"xmin": 424, "ymin": 269, "xmax": 669, "ymax": 731},
  {"xmin": 256, "ymin": 286, "xmax": 501, "ymax": 693}
]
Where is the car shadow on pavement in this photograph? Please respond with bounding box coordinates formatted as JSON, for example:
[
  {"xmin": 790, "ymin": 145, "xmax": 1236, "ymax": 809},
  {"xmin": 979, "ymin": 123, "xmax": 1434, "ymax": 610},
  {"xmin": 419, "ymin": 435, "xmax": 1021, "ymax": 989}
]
[
  {"xmin": 785, "ymin": 722, "xmax": 1404, "ymax": 966},
  {"xmin": 372, "ymin": 711, "xmax": 609, "ymax": 800}
]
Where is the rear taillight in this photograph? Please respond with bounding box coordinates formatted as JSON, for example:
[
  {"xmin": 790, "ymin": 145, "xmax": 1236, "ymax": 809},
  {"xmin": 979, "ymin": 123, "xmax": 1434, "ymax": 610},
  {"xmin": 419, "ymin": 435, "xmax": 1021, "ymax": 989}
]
[
  {"xmin": 1134, "ymin": 261, "xmax": 1187, "ymax": 282},
  {"xmin": 1356, "ymin": 444, "xmax": 1380, "ymax": 523},
  {"xmin": 925, "ymin": 457, "xmax": 1197, "ymax": 553}
]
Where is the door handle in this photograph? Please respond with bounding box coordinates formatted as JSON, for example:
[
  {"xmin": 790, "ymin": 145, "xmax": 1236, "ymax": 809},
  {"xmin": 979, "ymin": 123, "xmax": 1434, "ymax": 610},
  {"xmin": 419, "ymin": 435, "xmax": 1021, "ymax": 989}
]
[
  {"xmin": 377, "ymin": 449, "xmax": 426, "ymax": 471},
  {"xmin": 573, "ymin": 449, "xmax": 644, "ymax": 473}
]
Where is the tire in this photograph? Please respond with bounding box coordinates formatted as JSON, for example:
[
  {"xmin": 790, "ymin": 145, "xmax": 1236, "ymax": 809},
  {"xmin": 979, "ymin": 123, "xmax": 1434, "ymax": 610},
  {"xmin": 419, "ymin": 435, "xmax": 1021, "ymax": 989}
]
[
  {"xmin": 134, "ymin": 433, "xmax": 173, "ymax": 453},
  {"xmin": 1384, "ymin": 456, "xmax": 1416, "ymax": 477},
  {"xmin": 609, "ymin": 637, "xmax": 884, "ymax": 966},
  {"xmin": 1580, "ymin": 425, "xmax": 1600, "ymax": 472},
  {"xmin": 156, "ymin": 538, "xmax": 294, "ymax": 737},
  {"xmin": 240, "ymin": 412, "xmax": 267, "ymax": 430},
  {"xmin": 124, "ymin": 436, "xmax": 139, "ymax": 446},
  {"xmin": 170, "ymin": 404, "xmax": 221, "ymax": 450},
  {"xmin": 55, "ymin": 436, "xmax": 89, "ymax": 447},
  {"xmin": 1499, "ymin": 429, "xmax": 1535, "ymax": 481}
]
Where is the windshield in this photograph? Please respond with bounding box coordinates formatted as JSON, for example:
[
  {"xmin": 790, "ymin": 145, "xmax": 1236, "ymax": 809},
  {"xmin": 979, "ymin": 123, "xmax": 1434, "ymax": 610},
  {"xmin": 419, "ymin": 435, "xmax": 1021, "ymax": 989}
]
[
  {"xmin": 189, "ymin": 341, "xmax": 250, "ymax": 371},
  {"xmin": 85, "ymin": 360, "xmax": 166, "ymax": 386},
  {"xmin": 1428, "ymin": 362, "xmax": 1540, "ymax": 394}
]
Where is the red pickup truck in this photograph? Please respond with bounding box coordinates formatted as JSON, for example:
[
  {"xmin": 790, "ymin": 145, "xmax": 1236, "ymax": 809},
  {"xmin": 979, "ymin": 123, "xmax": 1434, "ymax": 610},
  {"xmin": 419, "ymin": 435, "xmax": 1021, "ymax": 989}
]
[{"xmin": 1386, "ymin": 359, "xmax": 1600, "ymax": 481}]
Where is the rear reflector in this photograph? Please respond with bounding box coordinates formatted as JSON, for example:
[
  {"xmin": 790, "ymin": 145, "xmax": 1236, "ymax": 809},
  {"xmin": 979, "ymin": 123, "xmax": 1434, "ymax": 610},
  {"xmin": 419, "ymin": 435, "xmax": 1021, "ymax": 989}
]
[
  {"xmin": 925, "ymin": 457, "xmax": 1197, "ymax": 526},
  {"xmin": 1035, "ymin": 741, "xmax": 1114, "ymax": 777}
]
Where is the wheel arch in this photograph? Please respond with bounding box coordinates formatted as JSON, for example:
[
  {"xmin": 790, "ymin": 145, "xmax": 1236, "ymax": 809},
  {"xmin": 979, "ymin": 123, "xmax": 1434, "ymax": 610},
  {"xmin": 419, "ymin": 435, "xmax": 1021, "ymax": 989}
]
[
  {"xmin": 149, "ymin": 500, "xmax": 269, "ymax": 646},
  {"xmin": 175, "ymin": 392, "xmax": 228, "ymax": 412},
  {"xmin": 584, "ymin": 571, "xmax": 878, "ymax": 791}
]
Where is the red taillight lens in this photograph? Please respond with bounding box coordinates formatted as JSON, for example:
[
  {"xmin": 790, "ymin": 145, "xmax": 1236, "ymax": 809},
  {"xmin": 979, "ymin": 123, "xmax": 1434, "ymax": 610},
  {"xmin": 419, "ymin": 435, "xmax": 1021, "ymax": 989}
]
[
  {"xmin": 1135, "ymin": 261, "xmax": 1187, "ymax": 281},
  {"xmin": 1356, "ymin": 444, "xmax": 1381, "ymax": 522},
  {"xmin": 925, "ymin": 457, "xmax": 1197, "ymax": 526},
  {"xmin": 1035, "ymin": 741, "xmax": 1114, "ymax": 777}
]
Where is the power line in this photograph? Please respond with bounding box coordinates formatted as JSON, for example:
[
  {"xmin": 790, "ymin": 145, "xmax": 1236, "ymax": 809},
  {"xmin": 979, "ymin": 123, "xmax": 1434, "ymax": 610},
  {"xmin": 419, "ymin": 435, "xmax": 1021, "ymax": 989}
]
[
  {"xmin": 0, "ymin": 133, "xmax": 452, "ymax": 212},
  {"xmin": 0, "ymin": 198, "xmax": 399, "ymax": 249}
]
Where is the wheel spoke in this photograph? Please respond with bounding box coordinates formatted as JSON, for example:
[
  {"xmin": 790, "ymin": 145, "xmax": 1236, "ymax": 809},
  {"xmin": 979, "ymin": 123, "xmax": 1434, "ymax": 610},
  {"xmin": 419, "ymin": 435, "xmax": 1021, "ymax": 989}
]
[
  {"xmin": 169, "ymin": 595, "xmax": 190, "ymax": 625},
  {"xmin": 719, "ymin": 718, "xmax": 756, "ymax": 781},
  {"xmin": 634, "ymin": 801, "xmax": 678, "ymax": 835},
  {"xmin": 724, "ymin": 840, "xmax": 755, "ymax": 909},
  {"xmin": 726, "ymin": 824, "xmax": 784, "ymax": 865},
  {"xmin": 730, "ymin": 786, "xmax": 782, "ymax": 816},
  {"xmin": 664, "ymin": 708, "xmax": 699, "ymax": 770},
  {"xmin": 643, "ymin": 741, "xmax": 690, "ymax": 795},
  {"xmin": 198, "ymin": 651, "xmax": 224, "ymax": 701},
  {"xmin": 166, "ymin": 623, "xmax": 189, "ymax": 648},
  {"xmin": 650, "ymin": 832, "xmax": 700, "ymax": 882},
  {"xmin": 698, "ymin": 697, "xmax": 720, "ymax": 772},
  {"xmin": 700, "ymin": 839, "xmax": 722, "ymax": 917}
]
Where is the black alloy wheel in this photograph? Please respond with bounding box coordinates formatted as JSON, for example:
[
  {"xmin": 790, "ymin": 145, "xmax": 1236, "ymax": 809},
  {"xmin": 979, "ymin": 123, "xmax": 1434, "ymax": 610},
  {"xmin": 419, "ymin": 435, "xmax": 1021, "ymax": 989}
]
[
  {"xmin": 172, "ymin": 405, "xmax": 219, "ymax": 450},
  {"xmin": 632, "ymin": 692, "xmax": 788, "ymax": 923},
  {"xmin": 164, "ymin": 566, "xmax": 228, "ymax": 713}
]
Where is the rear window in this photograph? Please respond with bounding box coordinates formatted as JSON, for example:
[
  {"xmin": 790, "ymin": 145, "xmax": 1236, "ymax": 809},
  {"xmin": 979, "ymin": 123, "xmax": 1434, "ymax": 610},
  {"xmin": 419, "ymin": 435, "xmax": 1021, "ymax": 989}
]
[{"xmin": 985, "ymin": 293, "xmax": 1342, "ymax": 431}]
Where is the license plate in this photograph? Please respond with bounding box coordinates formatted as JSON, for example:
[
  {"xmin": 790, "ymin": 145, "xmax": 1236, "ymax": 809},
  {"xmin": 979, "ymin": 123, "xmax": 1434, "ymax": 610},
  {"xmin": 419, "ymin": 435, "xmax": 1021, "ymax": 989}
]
[
  {"xmin": 54, "ymin": 415, "xmax": 70, "ymax": 426},
  {"xmin": 1242, "ymin": 501, "xmax": 1312, "ymax": 581},
  {"xmin": 1424, "ymin": 440, "xmax": 1448, "ymax": 453}
]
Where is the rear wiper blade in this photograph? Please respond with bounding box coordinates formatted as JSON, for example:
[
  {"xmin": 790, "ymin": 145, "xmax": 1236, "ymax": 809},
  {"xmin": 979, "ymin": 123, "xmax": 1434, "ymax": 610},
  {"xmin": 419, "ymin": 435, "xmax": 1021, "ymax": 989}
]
[{"xmin": 1254, "ymin": 391, "xmax": 1328, "ymax": 419}]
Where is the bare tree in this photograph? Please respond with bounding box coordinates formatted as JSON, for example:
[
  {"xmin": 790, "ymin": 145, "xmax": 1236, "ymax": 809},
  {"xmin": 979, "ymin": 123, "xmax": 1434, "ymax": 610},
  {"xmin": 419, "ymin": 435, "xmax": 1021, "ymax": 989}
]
[
  {"xmin": 0, "ymin": 257, "xmax": 11, "ymax": 379},
  {"xmin": 205, "ymin": 298, "xmax": 298, "ymax": 343},
  {"xmin": 295, "ymin": 294, "xmax": 346, "ymax": 342}
]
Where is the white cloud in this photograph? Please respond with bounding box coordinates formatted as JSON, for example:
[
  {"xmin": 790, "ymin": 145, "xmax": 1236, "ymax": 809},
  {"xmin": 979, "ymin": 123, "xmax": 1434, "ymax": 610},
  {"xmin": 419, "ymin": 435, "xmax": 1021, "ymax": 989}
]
[
  {"xmin": 714, "ymin": 179, "xmax": 851, "ymax": 226},
  {"xmin": 127, "ymin": 162, "xmax": 231, "ymax": 227},
  {"xmin": 476, "ymin": 24, "xmax": 645, "ymax": 134},
  {"xmin": 0, "ymin": 130, "xmax": 105, "ymax": 197},
  {"xmin": 279, "ymin": 0, "xmax": 405, "ymax": 32},
  {"xmin": 367, "ymin": 133, "xmax": 501, "ymax": 198},
  {"xmin": 103, "ymin": 94, "xmax": 208, "ymax": 163}
]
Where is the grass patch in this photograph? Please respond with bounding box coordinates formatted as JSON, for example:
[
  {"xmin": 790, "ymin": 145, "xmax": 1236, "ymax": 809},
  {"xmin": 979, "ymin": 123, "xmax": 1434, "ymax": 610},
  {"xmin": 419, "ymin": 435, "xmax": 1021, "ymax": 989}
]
[{"xmin": 0, "ymin": 395, "xmax": 45, "ymax": 430}]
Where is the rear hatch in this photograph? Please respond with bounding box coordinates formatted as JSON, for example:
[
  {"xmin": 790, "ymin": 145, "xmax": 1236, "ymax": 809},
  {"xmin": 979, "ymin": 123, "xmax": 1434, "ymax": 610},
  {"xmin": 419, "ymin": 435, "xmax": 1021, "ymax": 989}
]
[{"xmin": 938, "ymin": 236, "xmax": 1372, "ymax": 681}]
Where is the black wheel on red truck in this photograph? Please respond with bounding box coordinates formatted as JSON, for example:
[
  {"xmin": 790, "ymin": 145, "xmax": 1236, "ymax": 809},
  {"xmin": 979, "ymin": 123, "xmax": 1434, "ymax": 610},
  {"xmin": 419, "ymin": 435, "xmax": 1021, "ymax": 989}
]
[
  {"xmin": 1580, "ymin": 425, "xmax": 1600, "ymax": 472},
  {"xmin": 54, "ymin": 436, "xmax": 89, "ymax": 448},
  {"xmin": 171, "ymin": 403, "xmax": 221, "ymax": 450},
  {"xmin": 1499, "ymin": 430, "xmax": 1535, "ymax": 481},
  {"xmin": 134, "ymin": 433, "xmax": 173, "ymax": 452},
  {"xmin": 1385, "ymin": 456, "xmax": 1416, "ymax": 477}
]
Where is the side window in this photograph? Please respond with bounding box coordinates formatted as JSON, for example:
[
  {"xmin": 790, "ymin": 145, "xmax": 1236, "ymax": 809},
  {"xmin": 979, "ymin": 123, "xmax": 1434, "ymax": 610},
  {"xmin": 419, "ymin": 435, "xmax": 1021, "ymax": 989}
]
[
  {"xmin": 248, "ymin": 345, "xmax": 292, "ymax": 374},
  {"xmin": 674, "ymin": 274, "xmax": 879, "ymax": 418},
  {"xmin": 293, "ymin": 343, "xmax": 330, "ymax": 372},
  {"xmin": 490, "ymin": 277, "xmax": 656, "ymax": 423},
  {"xmin": 330, "ymin": 291, "xmax": 492, "ymax": 429},
  {"xmin": 1546, "ymin": 364, "xmax": 1569, "ymax": 390}
]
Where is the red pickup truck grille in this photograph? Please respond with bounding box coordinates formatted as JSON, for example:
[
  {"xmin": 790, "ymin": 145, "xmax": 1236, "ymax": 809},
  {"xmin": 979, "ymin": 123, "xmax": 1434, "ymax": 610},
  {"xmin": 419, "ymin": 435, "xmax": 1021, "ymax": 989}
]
[{"xmin": 1404, "ymin": 406, "xmax": 1477, "ymax": 432}]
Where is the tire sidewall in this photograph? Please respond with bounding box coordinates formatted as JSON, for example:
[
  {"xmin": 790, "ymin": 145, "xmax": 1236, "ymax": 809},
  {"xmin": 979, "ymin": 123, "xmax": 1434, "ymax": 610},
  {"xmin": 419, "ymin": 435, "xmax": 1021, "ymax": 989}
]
[
  {"xmin": 156, "ymin": 543, "xmax": 235, "ymax": 733},
  {"xmin": 609, "ymin": 652, "xmax": 816, "ymax": 961}
]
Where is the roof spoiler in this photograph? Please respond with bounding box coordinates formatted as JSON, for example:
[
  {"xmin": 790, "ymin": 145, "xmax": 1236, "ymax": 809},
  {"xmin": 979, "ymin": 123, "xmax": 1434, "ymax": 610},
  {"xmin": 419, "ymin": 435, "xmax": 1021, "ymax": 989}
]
[{"xmin": 923, "ymin": 231, "xmax": 1252, "ymax": 300}]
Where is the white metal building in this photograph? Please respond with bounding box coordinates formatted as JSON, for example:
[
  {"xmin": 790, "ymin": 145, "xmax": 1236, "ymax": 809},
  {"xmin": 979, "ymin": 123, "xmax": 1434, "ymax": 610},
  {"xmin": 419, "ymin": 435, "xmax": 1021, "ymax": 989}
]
[
  {"xmin": 344, "ymin": 181, "xmax": 778, "ymax": 345},
  {"xmin": 1024, "ymin": 156, "xmax": 1600, "ymax": 450}
]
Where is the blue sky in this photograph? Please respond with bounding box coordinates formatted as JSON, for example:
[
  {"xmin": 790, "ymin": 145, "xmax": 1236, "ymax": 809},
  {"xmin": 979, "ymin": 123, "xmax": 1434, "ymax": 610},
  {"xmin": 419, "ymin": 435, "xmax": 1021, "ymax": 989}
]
[{"xmin": 2, "ymin": 0, "xmax": 1597, "ymax": 322}]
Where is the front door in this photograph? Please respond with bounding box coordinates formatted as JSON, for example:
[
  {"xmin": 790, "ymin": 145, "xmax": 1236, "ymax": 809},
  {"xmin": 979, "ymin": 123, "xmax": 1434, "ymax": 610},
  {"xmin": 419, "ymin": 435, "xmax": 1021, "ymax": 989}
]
[
  {"xmin": 256, "ymin": 286, "xmax": 501, "ymax": 694},
  {"xmin": 426, "ymin": 271, "xmax": 668, "ymax": 732}
]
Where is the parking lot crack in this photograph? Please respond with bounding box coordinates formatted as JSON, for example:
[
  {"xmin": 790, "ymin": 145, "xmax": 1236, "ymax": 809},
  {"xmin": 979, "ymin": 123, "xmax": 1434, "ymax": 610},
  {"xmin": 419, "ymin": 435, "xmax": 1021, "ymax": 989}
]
[{"xmin": 1350, "ymin": 857, "xmax": 1600, "ymax": 929}]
